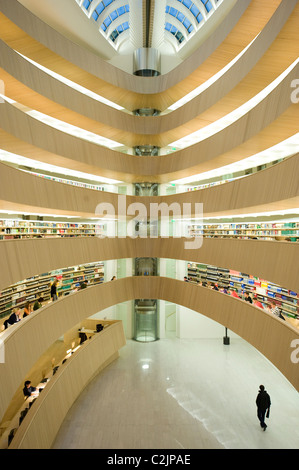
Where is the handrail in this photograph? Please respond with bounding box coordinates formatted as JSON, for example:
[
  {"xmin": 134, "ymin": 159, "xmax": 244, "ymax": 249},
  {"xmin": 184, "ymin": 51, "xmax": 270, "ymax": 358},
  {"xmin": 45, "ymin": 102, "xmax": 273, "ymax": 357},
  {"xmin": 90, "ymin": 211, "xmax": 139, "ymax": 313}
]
[
  {"xmin": 0, "ymin": 55, "xmax": 297, "ymax": 161},
  {"xmin": 0, "ymin": 236, "xmax": 298, "ymax": 293},
  {"xmin": 0, "ymin": 154, "xmax": 298, "ymax": 217}
]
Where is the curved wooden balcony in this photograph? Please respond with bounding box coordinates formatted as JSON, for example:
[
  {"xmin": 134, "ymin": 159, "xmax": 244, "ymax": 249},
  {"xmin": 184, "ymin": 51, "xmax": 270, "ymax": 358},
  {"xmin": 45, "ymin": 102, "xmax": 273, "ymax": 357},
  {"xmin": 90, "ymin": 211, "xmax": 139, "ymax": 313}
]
[
  {"xmin": 0, "ymin": 276, "xmax": 298, "ymax": 426},
  {"xmin": 0, "ymin": 236, "xmax": 298, "ymax": 294}
]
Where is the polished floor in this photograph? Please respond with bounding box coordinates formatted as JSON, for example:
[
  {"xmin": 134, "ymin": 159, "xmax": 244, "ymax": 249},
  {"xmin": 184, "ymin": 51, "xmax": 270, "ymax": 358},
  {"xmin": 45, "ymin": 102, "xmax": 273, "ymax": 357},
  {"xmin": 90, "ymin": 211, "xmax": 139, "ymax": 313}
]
[{"xmin": 53, "ymin": 336, "xmax": 299, "ymax": 449}]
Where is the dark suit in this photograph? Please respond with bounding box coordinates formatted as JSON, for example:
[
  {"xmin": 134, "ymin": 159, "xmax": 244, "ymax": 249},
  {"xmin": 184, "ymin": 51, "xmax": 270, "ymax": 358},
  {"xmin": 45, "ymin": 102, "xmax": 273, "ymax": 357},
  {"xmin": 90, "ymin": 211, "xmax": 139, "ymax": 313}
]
[
  {"xmin": 23, "ymin": 385, "xmax": 36, "ymax": 398},
  {"xmin": 256, "ymin": 389, "xmax": 271, "ymax": 429}
]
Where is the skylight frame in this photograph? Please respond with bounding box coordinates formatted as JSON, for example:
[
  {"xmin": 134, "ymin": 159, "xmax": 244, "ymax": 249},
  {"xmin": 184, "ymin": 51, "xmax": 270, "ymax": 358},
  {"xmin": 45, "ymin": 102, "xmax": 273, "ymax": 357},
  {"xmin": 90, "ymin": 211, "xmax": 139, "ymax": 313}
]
[
  {"xmin": 165, "ymin": 5, "xmax": 195, "ymax": 34},
  {"xmin": 101, "ymin": 4, "xmax": 130, "ymax": 33}
]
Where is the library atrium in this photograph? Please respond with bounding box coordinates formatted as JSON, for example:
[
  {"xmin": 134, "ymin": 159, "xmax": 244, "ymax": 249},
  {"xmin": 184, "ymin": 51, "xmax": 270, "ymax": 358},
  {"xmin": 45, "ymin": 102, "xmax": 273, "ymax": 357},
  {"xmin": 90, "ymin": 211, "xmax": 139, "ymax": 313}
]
[{"xmin": 0, "ymin": 0, "xmax": 298, "ymax": 451}]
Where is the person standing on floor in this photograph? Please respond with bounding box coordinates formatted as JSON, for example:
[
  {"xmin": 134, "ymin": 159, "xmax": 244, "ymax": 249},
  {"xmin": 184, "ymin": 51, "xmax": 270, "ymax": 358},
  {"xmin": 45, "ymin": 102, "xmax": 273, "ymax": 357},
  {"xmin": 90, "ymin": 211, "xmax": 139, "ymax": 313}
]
[
  {"xmin": 256, "ymin": 385, "xmax": 271, "ymax": 431},
  {"xmin": 51, "ymin": 278, "xmax": 59, "ymax": 301}
]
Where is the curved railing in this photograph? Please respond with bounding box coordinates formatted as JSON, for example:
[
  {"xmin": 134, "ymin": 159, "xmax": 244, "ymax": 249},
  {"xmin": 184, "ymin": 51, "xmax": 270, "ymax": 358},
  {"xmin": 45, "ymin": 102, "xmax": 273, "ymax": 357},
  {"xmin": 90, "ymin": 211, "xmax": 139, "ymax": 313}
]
[
  {"xmin": 4, "ymin": 320, "xmax": 126, "ymax": 449},
  {"xmin": 0, "ymin": 276, "xmax": 298, "ymax": 425},
  {"xmin": 0, "ymin": 55, "xmax": 297, "ymax": 178},
  {"xmin": 0, "ymin": 154, "xmax": 298, "ymax": 218},
  {"xmin": 0, "ymin": 0, "xmax": 253, "ymax": 97},
  {"xmin": 0, "ymin": 236, "xmax": 298, "ymax": 301},
  {"xmin": 0, "ymin": 1, "xmax": 295, "ymax": 136}
]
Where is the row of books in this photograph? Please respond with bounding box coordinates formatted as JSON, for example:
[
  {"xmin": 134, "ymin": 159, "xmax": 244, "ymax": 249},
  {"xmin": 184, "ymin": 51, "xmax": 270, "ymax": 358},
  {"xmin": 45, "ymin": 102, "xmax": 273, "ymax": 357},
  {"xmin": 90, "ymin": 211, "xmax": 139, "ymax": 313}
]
[
  {"xmin": 187, "ymin": 262, "xmax": 298, "ymax": 319},
  {"xmin": 0, "ymin": 262, "xmax": 104, "ymax": 319}
]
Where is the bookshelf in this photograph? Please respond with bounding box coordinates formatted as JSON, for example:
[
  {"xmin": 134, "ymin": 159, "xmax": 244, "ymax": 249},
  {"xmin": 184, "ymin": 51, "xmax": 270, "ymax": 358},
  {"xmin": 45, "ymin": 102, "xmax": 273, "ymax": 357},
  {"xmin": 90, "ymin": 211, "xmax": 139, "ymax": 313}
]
[
  {"xmin": 28, "ymin": 171, "xmax": 107, "ymax": 192},
  {"xmin": 187, "ymin": 262, "xmax": 299, "ymax": 320},
  {"xmin": 0, "ymin": 220, "xmax": 105, "ymax": 240},
  {"xmin": 0, "ymin": 261, "xmax": 104, "ymax": 320},
  {"xmin": 187, "ymin": 222, "xmax": 299, "ymax": 241}
]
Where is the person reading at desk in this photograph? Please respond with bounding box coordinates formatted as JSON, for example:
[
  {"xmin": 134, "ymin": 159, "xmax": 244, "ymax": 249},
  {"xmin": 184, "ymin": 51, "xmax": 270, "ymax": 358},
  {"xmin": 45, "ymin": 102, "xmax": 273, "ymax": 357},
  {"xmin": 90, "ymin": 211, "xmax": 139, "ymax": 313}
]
[
  {"xmin": 23, "ymin": 301, "xmax": 32, "ymax": 318},
  {"xmin": 33, "ymin": 297, "xmax": 44, "ymax": 311},
  {"xmin": 23, "ymin": 380, "xmax": 38, "ymax": 398},
  {"xmin": 4, "ymin": 308, "xmax": 22, "ymax": 329}
]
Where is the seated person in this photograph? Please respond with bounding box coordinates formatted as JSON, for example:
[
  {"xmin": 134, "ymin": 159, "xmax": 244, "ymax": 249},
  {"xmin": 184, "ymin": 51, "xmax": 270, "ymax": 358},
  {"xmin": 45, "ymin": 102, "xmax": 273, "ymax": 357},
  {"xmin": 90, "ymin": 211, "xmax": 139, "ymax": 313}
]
[
  {"xmin": 267, "ymin": 301, "xmax": 285, "ymax": 320},
  {"xmin": 253, "ymin": 296, "xmax": 264, "ymax": 309},
  {"xmin": 23, "ymin": 301, "xmax": 32, "ymax": 318},
  {"xmin": 23, "ymin": 380, "xmax": 38, "ymax": 398},
  {"xmin": 33, "ymin": 297, "xmax": 44, "ymax": 311},
  {"xmin": 4, "ymin": 308, "xmax": 22, "ymax": 329},
  {"xmin": 244, "ymin": 292, "xmax": 253, "ymax": 303},
  {"xmin": 228, "ymin": 288, "xmax": 240, "ymax": 298}
]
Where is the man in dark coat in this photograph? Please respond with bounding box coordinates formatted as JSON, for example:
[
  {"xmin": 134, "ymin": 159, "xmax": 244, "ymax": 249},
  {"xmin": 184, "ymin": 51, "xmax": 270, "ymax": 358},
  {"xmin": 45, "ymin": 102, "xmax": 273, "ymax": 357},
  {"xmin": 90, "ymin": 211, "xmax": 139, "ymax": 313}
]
[{"xmin": 256, "ymin": 385, "xmax": 271, "ymax": 430}]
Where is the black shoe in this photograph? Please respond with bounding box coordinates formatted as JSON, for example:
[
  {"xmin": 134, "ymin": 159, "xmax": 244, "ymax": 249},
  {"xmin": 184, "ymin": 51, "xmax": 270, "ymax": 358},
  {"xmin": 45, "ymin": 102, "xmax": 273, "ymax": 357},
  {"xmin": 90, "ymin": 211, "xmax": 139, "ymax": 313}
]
[{"xmin": 263, "ymin": 425, "xmax": 267, "ymax": 431}]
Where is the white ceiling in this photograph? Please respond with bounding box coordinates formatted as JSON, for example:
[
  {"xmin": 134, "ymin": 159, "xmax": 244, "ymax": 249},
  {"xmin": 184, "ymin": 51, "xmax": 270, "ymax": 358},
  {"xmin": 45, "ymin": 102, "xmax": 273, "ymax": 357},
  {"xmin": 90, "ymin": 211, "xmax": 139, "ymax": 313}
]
[{"xmin": 17, "ymin": 0, "xmax": 237, "ymax": 74}]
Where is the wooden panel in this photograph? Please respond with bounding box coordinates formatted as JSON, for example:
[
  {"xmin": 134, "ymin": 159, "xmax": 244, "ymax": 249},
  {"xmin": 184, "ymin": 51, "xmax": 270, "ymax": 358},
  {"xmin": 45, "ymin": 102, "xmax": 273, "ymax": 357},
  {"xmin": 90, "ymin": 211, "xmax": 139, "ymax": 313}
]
[
  {"xmin": 0, "ymin": 153, "xmax": 298, "ymax": 220},
  {"xmin": 0, "ymin": 57, "xmax": 297, "ymax": 178},
  {"xmin": 0, "ymin": 1, "xmax": 296, "ymax": 137},
  {"xmin": 9, "ymin": 321, "xmax": 126, "ymax": 449},
  {"xmin": 0, "ymin": 235, "xmax": 298, "ymax": 294},
  {"xmin": 0, "ymin": 278, "xmax": 298, "ymax": 427},
  {"xmin": 0, "ymin": 0, "xmax": 255, "ymax": 103},
  {"xmin": 0, "ymin": 57, "xmax": 297, "ymax": 148}
]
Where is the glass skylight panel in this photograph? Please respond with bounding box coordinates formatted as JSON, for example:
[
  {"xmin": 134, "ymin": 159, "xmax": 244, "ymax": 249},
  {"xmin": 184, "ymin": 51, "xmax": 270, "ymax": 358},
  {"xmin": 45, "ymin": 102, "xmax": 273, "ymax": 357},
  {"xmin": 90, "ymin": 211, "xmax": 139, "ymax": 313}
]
[
  {"xmin": 91, "ymin": 0, "xmax": 116, "ymax": 22},
  {"xmin": 110, "ymin": 21, "xmax": 129, "ymax": 42},
  {"xmin": 190, "ymin": 4, "xmax": 200, "ymax": 17},
  {"xmin": 169, "ymin": 7, "xmax": 178, "ymax": 16},
  {"xmin": 175, "ymin": 0, "xmax": 214, "ymax": 24},
  {"xmin": 117, "ymin": 5, "xmax": 126, "ymax": 15},
  {"xmin": 176, "ymin": 31, "xmax": 184, "ymax": 43},
  {"xmin": 183, "ymin": 18, "xmax": 192, "ymax": 30},
  {"xmin": 177, "ymin": 11, "xmax": 185, "ymax": 22},
  {"xmin": 182, "ymin": 0, "xmax": 192, "ymax": 8},
  {"xmin": 92, "ymin": 3, "xmax": 105, "ymax": 21},
  {"xmin": 110, "ymin": 10, "xmax": 118, "ymax": 20},
  {"xmin": 102, "ymin": 4, "xmax": 129, "ymax": 33},
  {"xmin": 201, "ymin": 0, "xmax": 213, "ymax": 13},
  {"xmin": 83, "ymin": 0, "xmax": 91, "ymax": 10},
  {"xmin": 165, "ymin": 23, "xmax": 185, "ymax": 44},
  {"xmin": 104, "ymin": 16, "xmax": 112, "ymax": 28},
  {"xmin": 166, "ymin": 5, "xmax": 193, "ymax": 34},
  {"xmin": 196, "ymin": 12, "xmax": 203, "ymax": 23}
]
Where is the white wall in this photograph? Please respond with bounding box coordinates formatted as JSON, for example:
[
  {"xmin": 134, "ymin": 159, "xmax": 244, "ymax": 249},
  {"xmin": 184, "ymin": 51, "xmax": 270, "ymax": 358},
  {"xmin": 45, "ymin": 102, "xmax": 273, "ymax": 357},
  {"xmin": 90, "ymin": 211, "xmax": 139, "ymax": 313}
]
[{"xmin": 176, "ymin": 305, "xmax": 239, "ymax": 339}]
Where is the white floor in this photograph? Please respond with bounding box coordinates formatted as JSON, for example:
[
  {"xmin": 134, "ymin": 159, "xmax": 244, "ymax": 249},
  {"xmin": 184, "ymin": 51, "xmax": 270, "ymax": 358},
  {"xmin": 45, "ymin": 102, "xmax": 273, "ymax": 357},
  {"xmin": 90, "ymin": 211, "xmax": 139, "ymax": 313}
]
[{"xmin": 52, "ymin": 337, "xmax": 299, "ymax": 449}]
